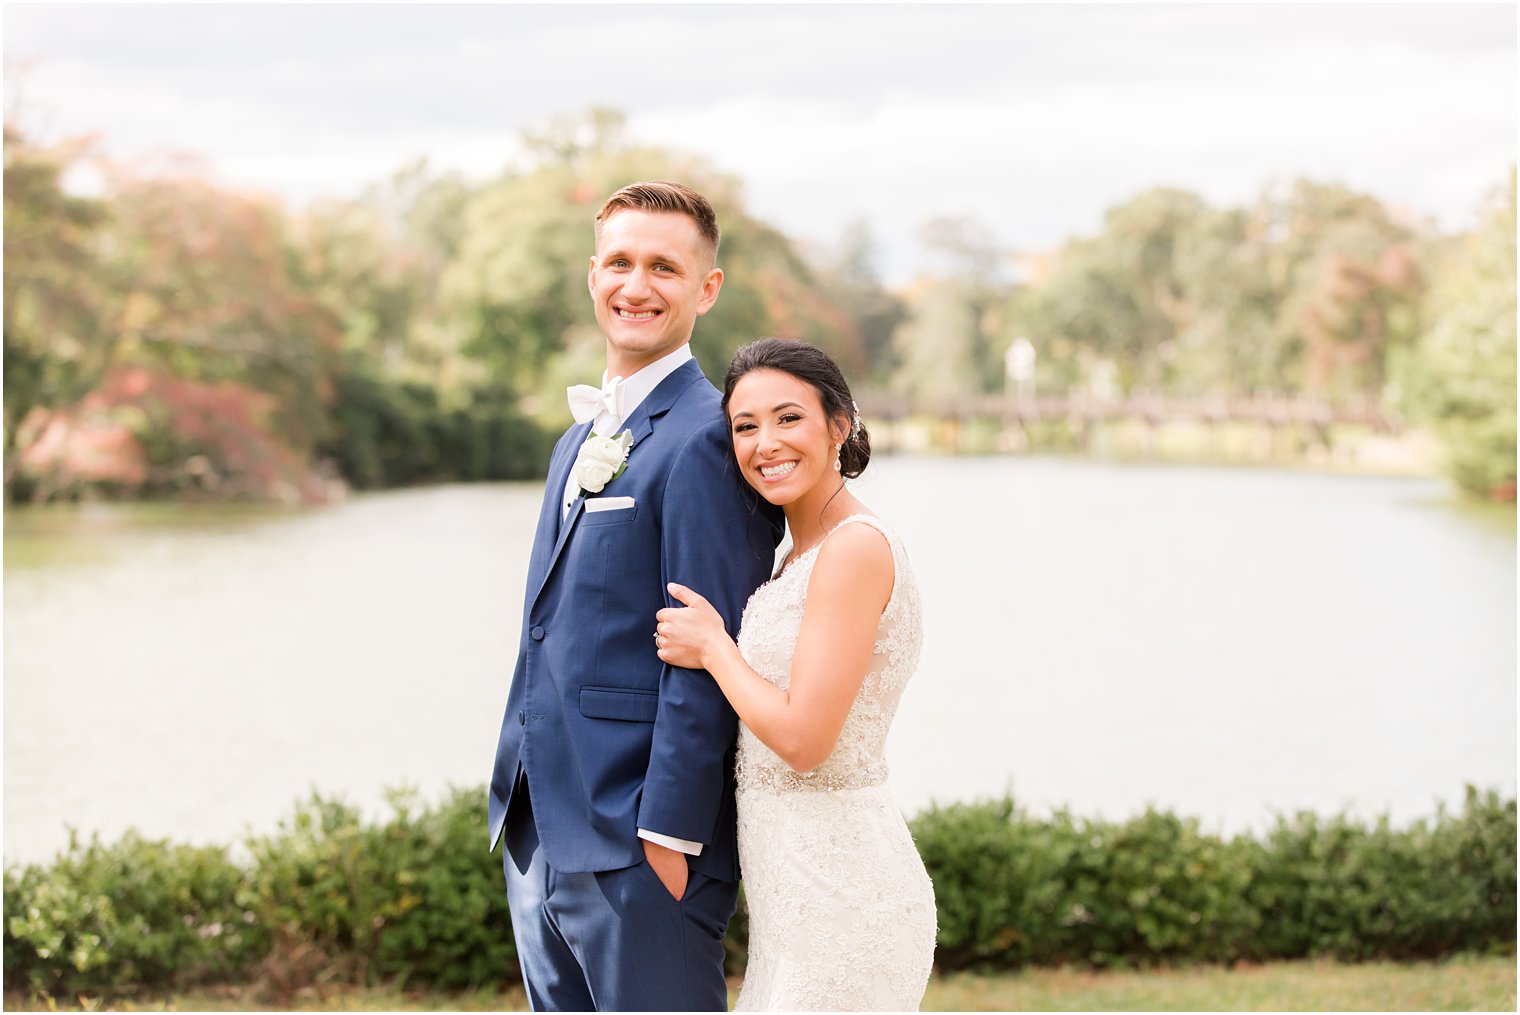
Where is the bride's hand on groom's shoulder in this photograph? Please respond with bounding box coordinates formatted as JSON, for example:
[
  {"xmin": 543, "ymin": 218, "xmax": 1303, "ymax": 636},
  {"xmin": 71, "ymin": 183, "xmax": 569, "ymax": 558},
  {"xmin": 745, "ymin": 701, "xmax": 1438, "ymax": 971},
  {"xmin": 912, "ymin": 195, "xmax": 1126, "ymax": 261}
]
[{"xmin": 655, "ymin": 583, "xmax": 725, "ymax": 670}]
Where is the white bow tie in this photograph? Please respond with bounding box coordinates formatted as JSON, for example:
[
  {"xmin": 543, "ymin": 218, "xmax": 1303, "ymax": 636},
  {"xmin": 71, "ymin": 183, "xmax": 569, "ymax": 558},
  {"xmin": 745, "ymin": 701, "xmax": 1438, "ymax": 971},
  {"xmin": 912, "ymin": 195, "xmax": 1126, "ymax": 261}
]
[{"xmin": 566, "ymin": 376, "xmax": 626, "ymax": 427}]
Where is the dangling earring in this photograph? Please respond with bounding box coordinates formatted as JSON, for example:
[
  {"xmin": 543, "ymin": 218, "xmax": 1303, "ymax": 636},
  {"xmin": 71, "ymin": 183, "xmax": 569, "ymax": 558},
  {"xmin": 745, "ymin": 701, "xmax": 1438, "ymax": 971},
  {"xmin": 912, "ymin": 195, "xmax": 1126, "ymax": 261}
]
[{"xmin": 833, "ymin": 443, "xmax": 842, "ymax": 472}]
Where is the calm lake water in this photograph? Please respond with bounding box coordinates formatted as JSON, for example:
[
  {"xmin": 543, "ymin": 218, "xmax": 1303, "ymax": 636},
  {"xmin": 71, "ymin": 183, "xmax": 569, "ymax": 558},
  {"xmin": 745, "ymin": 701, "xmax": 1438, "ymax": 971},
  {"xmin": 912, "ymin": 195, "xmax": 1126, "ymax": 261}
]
[{"xmin": 4, "ymin": 456, "xmax": 1515, "ymax": 865}]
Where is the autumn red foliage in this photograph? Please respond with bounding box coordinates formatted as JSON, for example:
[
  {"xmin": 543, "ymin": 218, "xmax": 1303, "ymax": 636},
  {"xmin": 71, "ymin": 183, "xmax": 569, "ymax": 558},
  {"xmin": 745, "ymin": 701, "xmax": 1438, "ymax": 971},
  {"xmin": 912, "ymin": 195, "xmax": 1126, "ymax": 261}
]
[{"xmin": 16, "ymin": 366, "xmax": 338, "ymax": 503}]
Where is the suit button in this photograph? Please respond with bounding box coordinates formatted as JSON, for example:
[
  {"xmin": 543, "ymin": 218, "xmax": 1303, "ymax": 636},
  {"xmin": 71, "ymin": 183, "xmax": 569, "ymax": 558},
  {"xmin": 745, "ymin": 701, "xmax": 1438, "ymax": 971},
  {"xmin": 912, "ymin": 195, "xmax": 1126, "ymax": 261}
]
[
  {"xmin": 530, "ymin": 626, "xmax": 545, "ymax": 641},
  {"xmin": 518, "ymin": 710, "xmax": 526, "ymax": 725}
]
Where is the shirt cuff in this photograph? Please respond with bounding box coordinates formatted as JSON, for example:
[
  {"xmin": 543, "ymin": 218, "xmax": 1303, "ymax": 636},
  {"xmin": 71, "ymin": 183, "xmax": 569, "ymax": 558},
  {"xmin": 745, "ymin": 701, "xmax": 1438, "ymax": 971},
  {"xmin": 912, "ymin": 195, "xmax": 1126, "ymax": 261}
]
[{"xmin": 638, "ymin": 828, "xmax": 704, "ymax": 856}]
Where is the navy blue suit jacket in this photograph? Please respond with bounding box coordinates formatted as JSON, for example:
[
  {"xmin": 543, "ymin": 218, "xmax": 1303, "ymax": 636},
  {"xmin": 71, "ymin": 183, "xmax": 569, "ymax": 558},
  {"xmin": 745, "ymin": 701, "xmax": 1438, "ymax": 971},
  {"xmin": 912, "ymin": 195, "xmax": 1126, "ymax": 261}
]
[{"xmin": 488, "ymin": 358, "xmax": 783, "ymax": 882}]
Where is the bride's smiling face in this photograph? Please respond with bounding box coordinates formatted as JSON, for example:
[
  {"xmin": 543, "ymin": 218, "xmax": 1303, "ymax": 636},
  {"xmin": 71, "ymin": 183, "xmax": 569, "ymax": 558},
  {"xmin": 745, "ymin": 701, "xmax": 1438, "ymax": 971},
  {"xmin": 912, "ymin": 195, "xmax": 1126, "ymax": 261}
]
[{"xmin": 727, "ymin": 368, "xmax": 847, "ymax": 506}]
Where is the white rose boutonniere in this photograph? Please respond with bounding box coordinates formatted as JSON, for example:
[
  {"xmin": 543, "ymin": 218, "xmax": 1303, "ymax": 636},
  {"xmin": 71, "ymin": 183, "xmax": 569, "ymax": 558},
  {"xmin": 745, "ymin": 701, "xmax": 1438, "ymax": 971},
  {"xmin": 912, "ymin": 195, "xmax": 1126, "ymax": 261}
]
[{"xmin": 573, "ymin": 429, "xmax": 633, "ymax": 497}]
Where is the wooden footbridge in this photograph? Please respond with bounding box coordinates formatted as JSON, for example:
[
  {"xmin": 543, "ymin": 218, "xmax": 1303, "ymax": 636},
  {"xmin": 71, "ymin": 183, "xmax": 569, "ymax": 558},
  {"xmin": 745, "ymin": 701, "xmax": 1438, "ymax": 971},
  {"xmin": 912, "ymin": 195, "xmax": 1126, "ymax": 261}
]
[{"xmin": 855, "ymin": 391, "xmax": 1400, "ymax": 452}]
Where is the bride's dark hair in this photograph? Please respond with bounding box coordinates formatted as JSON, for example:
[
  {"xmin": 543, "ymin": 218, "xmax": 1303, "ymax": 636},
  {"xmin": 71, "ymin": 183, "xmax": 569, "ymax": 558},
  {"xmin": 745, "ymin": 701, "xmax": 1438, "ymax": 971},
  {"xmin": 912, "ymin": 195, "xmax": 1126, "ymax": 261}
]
[{"xmin": 720, "ymin": 338, "xmax": 872, "ymax": 479}]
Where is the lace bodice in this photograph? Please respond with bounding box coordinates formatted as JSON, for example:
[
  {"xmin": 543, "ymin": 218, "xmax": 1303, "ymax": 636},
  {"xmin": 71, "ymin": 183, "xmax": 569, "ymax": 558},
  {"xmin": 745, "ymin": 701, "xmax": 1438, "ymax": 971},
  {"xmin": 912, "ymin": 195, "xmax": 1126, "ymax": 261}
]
[{"xmin": 734, "ymin": 514, "xmax": 923, "ymax": 794}]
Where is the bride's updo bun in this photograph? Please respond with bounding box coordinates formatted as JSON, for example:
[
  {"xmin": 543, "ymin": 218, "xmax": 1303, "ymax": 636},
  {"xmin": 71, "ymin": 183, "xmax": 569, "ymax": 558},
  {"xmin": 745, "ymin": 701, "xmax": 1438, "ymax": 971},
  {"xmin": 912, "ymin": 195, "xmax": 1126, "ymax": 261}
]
[{"xmin": 721, "ymin": 338, "xmax": 872, "ymax": 479}]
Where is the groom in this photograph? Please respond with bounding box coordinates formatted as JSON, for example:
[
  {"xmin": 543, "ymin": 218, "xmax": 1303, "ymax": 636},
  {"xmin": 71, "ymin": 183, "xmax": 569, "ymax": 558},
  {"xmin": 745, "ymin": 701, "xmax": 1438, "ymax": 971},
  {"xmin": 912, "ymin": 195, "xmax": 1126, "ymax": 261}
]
[{"xmin": 488, "ymin": 181, "xmax": 783, "ymax": 1011}]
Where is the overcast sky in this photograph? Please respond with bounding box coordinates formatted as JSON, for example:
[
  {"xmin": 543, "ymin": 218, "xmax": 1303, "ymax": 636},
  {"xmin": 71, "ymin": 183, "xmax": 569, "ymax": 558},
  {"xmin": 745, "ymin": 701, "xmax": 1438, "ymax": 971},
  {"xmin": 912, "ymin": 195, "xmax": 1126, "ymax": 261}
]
[{"xmin": 5, "ymin": 3, "xmax": 1515, "ymax": 283}]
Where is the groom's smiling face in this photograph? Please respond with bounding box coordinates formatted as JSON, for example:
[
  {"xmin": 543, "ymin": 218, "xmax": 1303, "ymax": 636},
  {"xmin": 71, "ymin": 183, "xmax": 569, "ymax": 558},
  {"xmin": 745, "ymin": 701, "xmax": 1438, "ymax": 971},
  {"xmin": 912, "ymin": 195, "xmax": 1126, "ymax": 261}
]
[{"xmin": 589, "ymin": 210, "xmax": 723, "ymax": 378}]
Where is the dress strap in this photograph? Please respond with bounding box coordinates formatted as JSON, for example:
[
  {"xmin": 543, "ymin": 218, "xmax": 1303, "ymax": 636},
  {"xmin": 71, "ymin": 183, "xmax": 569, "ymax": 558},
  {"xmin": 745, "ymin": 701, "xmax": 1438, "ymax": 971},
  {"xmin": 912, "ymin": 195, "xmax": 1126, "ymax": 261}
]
[
  {"xmin": 819, "ymin": 514, "xmax": 900, "ymax": 607},
  {"xmin": 823, "ymin": 513, "xmax": 896, "ymax": 546},
  {"xmin": 777, "ymin": 514, "xmax": 898, "ymax": 581}
]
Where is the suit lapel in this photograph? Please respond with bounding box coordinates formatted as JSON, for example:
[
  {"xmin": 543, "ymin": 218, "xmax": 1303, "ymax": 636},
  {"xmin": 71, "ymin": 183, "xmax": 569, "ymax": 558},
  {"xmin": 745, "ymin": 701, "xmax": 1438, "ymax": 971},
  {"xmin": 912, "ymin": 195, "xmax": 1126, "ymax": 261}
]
[
  {"xmin": 549, "ymin": 420, "xmax": 594, "ymax": 522},
  {"xmin": 622, "ymin": 357, "xmax": 704, "ymax": 452},
  {"xmin": 529, "ymin": 421, "xmax": 592, "ymax": 605},
  {"xmin": 529, "ymin": 358, "xmax": 706, "ymax": 609},
  {"xmin": 542, "ymin": 496, "xmax": 587, "ymax": 587}
]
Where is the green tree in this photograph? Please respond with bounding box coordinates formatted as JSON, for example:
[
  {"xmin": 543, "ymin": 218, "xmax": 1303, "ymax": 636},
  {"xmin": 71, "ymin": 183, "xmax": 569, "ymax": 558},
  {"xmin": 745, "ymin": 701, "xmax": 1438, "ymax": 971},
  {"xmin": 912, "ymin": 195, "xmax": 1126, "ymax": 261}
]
[
  {"xmin": 827, "ymin": 219, "xmax": 908, "ymax": 385},
  {"xmin": 1007, "ymin": 181, "xmax": 1427, "ymax": 402},
  {"xmin": 1009, "ymin": 190, "xmax": 1208, "ymax": 396},
  {"xmin": 296, "ymin": 160, "xmax": 471, "ymax": 378},
  {"xmin": 2, "ymin": 127, "xmax": 112, "ymax": 485},
  {"xmin": 1267, "ymin": 180, "xmax": 1424, "ymax": 400},
  {"xmin": 923, "ymin": 217, "xmax": 1011, "ymax": 394},
  {"xmin": 440, "ymin": 114, "xmax": 856, "ymax": 427},
  {"xmin": 99, "ymin": 171, "xmax": 343, "ymax": 465},
  {"xmin": 10, "ymin": 153, "xmax": 352, "ymax": 502},
  {"xmin": 1394, "ymin": 173, "xmax": 1516, "ymax": 498},
  {"xmin": 1169, "ymin": 204, "xmax": 1284, "ymax": 394},
  {"xmin": 892, "ymin": 276, "xmax": 981, "ymax": 405}
]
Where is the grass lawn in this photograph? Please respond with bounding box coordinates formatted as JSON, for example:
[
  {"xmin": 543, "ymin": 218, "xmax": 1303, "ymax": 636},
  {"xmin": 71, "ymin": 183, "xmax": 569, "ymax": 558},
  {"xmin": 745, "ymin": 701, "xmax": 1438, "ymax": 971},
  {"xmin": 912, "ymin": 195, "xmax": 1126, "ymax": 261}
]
[
  {"xmin": 926, "ymin": 955, "xmax": 1516, "ymax": 1011},
  {"xmin": 7, "ymin": 954, "xmax": 1514, "ymax": 1012}
]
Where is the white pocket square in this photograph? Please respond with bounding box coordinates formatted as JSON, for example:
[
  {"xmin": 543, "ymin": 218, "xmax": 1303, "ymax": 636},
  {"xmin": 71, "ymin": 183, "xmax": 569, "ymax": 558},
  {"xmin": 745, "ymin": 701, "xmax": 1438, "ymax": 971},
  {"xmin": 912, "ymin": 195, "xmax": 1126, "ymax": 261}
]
[{"xmin": 584, "ymin": 496, "xmax": 635, "ymax": 513}]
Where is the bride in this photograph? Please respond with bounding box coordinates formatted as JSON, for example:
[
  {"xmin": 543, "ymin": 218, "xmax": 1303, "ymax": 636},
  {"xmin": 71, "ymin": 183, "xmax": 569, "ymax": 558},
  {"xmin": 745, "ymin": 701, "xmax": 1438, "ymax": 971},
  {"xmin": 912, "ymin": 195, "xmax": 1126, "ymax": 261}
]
[{"xmin": 655, "ymin": 338, "xmax": 937, "ymax": 1011}]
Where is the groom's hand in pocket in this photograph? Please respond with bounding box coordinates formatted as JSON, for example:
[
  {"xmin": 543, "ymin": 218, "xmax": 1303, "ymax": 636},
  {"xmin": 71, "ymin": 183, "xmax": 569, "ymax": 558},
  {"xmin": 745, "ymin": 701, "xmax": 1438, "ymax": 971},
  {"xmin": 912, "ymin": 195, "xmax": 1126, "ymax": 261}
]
[{"xmin": 642, "ymin": 838, "xmax": 689, "ymax": 901}]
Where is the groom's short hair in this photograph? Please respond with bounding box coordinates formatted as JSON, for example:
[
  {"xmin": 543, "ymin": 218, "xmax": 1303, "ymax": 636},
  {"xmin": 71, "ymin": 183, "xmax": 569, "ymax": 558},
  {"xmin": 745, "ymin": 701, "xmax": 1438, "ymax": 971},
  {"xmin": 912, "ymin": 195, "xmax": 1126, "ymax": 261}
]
[{"xmin": 595, "ymin": 181, "xmax": 721, "ymax": 267}]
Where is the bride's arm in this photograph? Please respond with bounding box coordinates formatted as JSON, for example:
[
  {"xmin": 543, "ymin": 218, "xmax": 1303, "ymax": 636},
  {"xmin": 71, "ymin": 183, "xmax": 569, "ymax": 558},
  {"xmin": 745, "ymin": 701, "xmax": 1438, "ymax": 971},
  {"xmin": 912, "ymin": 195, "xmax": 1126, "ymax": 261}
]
[{"xmin": 657, "ymin": 523, "xmax": 893, "ymax": 773}]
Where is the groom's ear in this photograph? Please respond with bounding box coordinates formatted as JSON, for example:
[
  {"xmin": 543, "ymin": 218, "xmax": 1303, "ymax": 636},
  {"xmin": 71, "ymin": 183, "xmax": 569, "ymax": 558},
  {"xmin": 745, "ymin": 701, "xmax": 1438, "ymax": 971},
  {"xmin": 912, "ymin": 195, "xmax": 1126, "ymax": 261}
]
[
  {"xmin": 587, "ymin": 255, "xmax": 599, "ymax": 294},
  {"xmin": 694, "ymin": 267, "xmax": 724, "ymax": 316}
]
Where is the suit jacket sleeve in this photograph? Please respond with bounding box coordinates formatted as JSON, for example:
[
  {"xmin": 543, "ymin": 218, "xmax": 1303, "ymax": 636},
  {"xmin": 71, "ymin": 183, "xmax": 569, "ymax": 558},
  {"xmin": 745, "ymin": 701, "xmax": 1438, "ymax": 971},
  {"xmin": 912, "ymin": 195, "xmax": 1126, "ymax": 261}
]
[{"xmin": 637, "ymin": 416, "xmax": 779, "ymax": 844}]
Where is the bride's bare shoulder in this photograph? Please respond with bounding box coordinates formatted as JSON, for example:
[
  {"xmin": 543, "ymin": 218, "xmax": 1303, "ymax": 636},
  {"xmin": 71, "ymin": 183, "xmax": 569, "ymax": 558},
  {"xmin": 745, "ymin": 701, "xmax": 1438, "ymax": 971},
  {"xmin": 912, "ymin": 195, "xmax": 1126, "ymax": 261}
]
[
  {"xmin": 825, "ymin": 516, "xmax": 892, "ymax": 555},
  {"xmin": 810, "ymin": 518, "xmax": 893, "ymax": 608}
]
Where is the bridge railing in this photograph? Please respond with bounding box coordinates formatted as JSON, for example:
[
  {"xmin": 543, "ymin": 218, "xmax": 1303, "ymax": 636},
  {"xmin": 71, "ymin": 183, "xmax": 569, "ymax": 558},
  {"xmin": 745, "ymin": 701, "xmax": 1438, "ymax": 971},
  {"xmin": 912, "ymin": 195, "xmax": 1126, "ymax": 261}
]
[{"xmin": 854, "ymin": 391, "xmax": 1398, "ymax": 431}]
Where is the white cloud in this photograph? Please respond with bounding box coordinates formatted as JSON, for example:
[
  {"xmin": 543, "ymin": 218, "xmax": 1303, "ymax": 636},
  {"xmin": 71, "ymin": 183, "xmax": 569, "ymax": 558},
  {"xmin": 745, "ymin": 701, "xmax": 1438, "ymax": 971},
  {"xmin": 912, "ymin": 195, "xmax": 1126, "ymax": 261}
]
[{"xmin": 4, "ymin": 3, "xmax": 1513, "ymax": 281}]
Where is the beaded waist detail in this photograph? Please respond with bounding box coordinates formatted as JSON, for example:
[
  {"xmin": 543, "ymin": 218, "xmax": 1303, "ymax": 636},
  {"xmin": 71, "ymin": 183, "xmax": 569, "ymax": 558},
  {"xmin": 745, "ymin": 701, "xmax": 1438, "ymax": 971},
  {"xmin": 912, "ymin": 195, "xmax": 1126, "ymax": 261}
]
[{"xmin": 736, "ymin": 757, "xmax": 888, "ymax": 794}]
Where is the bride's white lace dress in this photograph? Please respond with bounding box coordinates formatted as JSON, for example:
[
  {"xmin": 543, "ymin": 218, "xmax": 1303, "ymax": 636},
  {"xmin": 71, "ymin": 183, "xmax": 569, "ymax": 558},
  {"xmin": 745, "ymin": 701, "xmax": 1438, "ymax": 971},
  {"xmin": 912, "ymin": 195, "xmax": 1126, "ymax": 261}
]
[{"xmin": 732, "ymin": 514, "xmax": 937, "ymax": 1011}]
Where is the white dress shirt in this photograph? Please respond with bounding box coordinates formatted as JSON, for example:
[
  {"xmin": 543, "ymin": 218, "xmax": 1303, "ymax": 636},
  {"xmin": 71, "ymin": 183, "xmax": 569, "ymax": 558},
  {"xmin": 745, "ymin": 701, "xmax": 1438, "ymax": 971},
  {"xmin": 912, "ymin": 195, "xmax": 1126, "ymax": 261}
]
[
  {"xmin": 563, "ymin": 343, "xmax": 705, "ymax": 857},
  {"xmin": 562, "ymin": 343, "xmax": 694, "ymax": 519}
]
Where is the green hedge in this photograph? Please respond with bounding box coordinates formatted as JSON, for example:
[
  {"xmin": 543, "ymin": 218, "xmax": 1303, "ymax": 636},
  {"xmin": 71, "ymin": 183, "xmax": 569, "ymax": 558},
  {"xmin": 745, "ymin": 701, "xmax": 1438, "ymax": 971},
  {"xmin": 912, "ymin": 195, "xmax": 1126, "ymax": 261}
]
[
  {"xmin": 240, "ymin": 789, "xmax": 514, "ymax": 990},
  {"xmin": 5, "ymin": 787, "xmax": 1513, "ymax": 998},
  {"xmin": 3, "ymin": 831, "xmax": 263, "ymax": 994},
  {"xmin": 918, "ymin": 787, "xmax": 1516, "ymax": 970}
]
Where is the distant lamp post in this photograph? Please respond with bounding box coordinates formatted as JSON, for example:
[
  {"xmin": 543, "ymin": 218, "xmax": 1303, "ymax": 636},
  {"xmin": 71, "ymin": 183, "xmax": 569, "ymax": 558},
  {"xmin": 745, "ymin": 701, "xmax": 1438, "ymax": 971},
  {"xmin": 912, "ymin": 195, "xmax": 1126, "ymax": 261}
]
[{"xmin": 1005, "ymin": 337, "xmax": 1037, "ymax": 407}]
